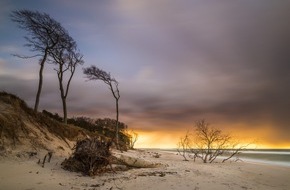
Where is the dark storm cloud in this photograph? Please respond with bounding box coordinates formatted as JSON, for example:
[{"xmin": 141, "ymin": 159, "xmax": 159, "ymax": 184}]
[
  {"xmin": 118, "ymin": 1, "xmax": 290, "ymax": 129},
  {"xmin": 0, "ymin": 75, "xmax": 35, "ymax": 102},
  {"xmin": 1, "ymin": 0, "xmax": 290, "ymax": 146}
]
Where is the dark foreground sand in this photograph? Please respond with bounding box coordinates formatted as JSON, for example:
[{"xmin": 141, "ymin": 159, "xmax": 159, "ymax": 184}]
[{"xmin": 0, "ymin": 150, "xmax": 289, "ymax": 190}]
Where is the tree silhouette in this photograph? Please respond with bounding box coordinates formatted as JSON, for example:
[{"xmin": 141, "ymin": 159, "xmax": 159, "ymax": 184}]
[
  {"xmin": 11, "ymin": 10, "xmax": 70, "ymax": 112},
  {"xmin": 177, "ymin": 119, "xmax": 250, "ymax": 163},
  {"xmin": 83, "ymin": 66, "xmax": 121, "ymax": 149},
  {"xmin": 191, "ymin": 120, "xmax": 233, "ymax": 163},
  {"xmin": 177, "ymin": 131, "xmax": 191, "ymax": 161},
  {"xmin": 126, "ymin": 129, "xmax": 139, "ymax": 149},
  {"xmin": 49, "ymin": 40, "xmax": 83, "ymax": 124}
]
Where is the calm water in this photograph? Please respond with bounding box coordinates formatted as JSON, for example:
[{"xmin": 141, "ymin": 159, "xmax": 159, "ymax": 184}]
[
  {"xmin": 159, "ymin": 149, "xmax": 290, "ymax": 167},
  {"xmin": 235, "ymin": 149, "xmax": 290, "ymax": 166}
]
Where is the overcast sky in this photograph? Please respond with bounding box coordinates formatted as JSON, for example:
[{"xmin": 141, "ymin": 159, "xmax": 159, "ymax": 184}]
[{"xmin": 1, "ymin": 0, "xmax": 290, "ymax": 148}]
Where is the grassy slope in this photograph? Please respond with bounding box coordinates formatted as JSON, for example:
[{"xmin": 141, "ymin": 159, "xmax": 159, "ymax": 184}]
[{"xmin": 0, "ymin": 92, "xmax": 92, "ymax": 157}]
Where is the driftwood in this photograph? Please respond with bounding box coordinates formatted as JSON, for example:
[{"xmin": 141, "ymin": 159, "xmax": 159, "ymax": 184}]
[
  {"xmin": 37, "ymin": 151, "xmax": 53, "ymax": 168},
  {"xmin": 61, "ymin": 137, "xmax": 112, "ymax": 176},
  {"xmin": 113, "ymin": 154, "xmax": 163, "ymax": 168}
]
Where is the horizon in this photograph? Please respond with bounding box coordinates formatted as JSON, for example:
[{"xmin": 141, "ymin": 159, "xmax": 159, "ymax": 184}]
[
  {"xmin": 136, "ymin": 147, "xmax": 290, "ymax": 151},
  {"xmin": 1, "ymin": 0, "xmax": 290, "ymax": 149}
]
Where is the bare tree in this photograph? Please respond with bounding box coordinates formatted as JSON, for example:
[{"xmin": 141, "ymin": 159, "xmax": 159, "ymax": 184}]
[
  {"xmin": 178, "ymin": 119, "xmax": 249, "ymax": 163},
  {"xmin": 83, "ymin": 66, "xmax": 121, "ymax": 149},
  {"xmin": 177, "ymin": 131, "xmax": 191, "ymax": 161},
  {"xmin": 127, "ymin": 129, "xmax": 139, "ymax": 149},
  {"xmin": 49, "ymin": 41, "xmax": 84, "ymax": 124},
  {"xmin": 191, "ymin": 120, "xmax": 232, "ymax": 163},
  {"xmin": 11, "ymin": 10, "xmax": 69, "ymax": 112}
]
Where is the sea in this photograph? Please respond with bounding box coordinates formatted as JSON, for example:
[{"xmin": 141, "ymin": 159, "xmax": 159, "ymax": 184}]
[{"xmin": 158, "ymin": 149, "xmax": 290, "ymax": 167}]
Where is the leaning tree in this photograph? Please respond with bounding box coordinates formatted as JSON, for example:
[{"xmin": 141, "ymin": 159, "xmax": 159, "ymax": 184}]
[
  {"xmin": 11, "ymin": 10, "xmax": 70, "ymax": 112},
  {"xmin": 49, "ymin": 38, "xmax": 84, "ymax": 124},
  {"xmin": 83, "ymin": 66, "xmax": 121, "ymax": 149}
]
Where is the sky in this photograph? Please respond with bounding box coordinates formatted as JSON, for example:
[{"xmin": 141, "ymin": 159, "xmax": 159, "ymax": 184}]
[{"xmin": 1, "ymin": 0, "xmax": 290, "ymax": 148}]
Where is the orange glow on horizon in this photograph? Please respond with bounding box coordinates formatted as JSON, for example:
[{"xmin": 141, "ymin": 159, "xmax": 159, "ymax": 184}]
[
  {"xmin": 134, "ymin": 131, "xmax": 180, "ymax": 149},
  {"xmin": 133, "ymin": 130, "xmax": 290, "ymax": 149}
]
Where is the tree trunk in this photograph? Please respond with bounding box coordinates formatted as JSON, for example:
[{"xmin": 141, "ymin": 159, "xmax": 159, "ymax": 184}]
[
  {"xmin": 61, "ymin": 96, "xmax": 67, "ymax": 124},
  {"xmin": 60, "ymin": 86, "xmax": 67, "ymax": 124},
  {"xmin": 57, "ymin": 65, "xmax": 67, "ymax": 124},
  {"xmin": 34, "ymin": 51, "xmax": 48, "ymax": 112},
  {"xmin": 115, "ymin": 98, "xmax": 119, "ymax": 150}
]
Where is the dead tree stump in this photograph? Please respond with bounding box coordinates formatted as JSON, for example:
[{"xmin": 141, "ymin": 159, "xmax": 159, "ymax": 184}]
[{"xmin": 61, "ymin": 137, "xmax": 112, "ymax": 176}]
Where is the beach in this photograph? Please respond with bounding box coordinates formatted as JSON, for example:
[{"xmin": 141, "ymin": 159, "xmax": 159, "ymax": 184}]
[{"xmin": 0, "ymin": 150, "xmax": 290, "ymax": 190}]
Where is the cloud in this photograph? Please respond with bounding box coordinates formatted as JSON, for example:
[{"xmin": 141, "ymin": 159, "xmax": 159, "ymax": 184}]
[
  {"xmin": 0, "ymin": 45, "xmax": 21, "ymax": 54},
  {"xmin": 1, "ymin": 0, "xmax": 290, "ymax": 147}
]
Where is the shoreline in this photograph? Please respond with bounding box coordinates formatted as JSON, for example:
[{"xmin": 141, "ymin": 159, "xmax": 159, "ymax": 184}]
[
  {"xmin": 156, "ymin": 148, "xmax": 290, "ymax": 168},
  {"xmin": 1, "ymin": 149, "xmax": 290, "ymax": 190}
]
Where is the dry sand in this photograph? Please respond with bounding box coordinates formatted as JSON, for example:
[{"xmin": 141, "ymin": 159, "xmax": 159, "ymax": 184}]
[{"xmin": 0, "ymin": 150, "xmax": 290, "ymax": 190}]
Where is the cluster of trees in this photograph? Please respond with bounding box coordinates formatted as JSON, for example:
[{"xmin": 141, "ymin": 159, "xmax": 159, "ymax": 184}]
[
  {"xmin": 42, "ymin": 109, "xmax": 138, "ymax": 150},
  {"xmin": 177, "ymin": 120, "xmax": 249, "ymax": 163},
  {"xmin": 68, "ymin": 117, "xmax": 138, "ymax": 150},
  {"xmin": 11, "ymin": 10, "xmax": 83, "ymax": 124},
  {"xmin": 11, "ymin": 10, "xmax": 136, "ymax": 150},
  {"xmin": 68, "ymin": 117, "xmax": 129, "ymax": 150}
]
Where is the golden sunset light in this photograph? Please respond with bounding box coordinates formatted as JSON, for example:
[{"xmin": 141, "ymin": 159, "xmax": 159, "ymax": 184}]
[
  {"xmin": 1, "ymin": 1, "xmax": 290, "ymax": 189},
  {"xmin": 134, "ymin": 129, "xmax": 290, "ymax": 149}
]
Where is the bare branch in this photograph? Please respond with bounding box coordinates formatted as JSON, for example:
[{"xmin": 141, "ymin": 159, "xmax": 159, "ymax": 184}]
[
  {"xmin": 177, "ymin": 131, "xmax": 192, "ymax": 161},
  {"xmin": 11, "ymin": 10, "xmax": 72, "ymax": 112},
  {"xmin": 177, "ymin": 119, "xmax": 251, "ymax": 163}
]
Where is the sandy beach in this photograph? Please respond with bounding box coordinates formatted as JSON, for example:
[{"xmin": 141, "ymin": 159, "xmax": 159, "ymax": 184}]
[{"xmin": 0, "ymin": 150, "xmax": 290, "ymax": 190}]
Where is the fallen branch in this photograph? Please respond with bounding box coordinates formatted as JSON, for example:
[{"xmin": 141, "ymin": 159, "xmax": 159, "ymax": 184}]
[{"xmin": 37, "ymin": 151, "xmax": 53, "ymax": 167}]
